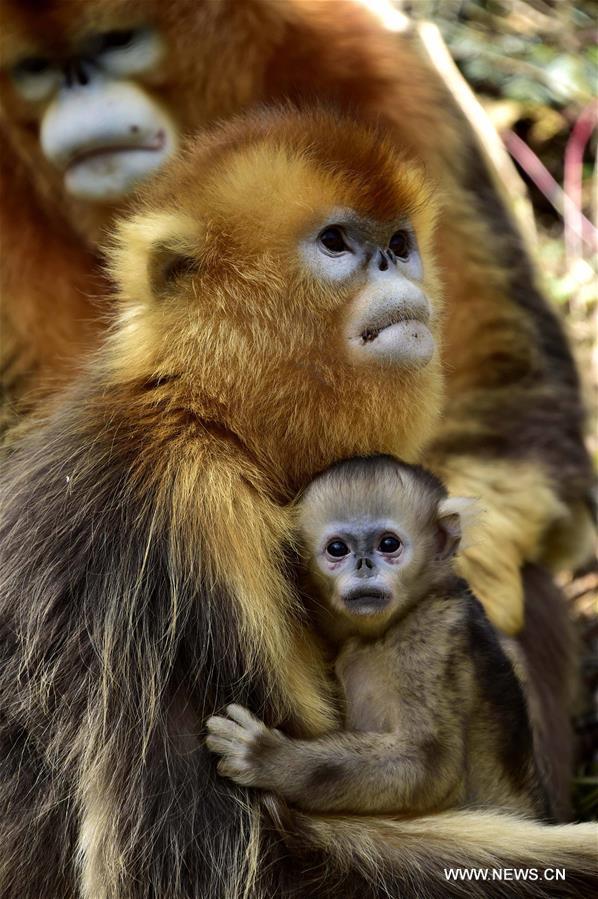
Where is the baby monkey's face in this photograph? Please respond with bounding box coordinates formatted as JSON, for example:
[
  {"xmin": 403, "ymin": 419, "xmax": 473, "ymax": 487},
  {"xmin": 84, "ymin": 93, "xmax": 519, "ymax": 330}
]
[
  {"xmin": 299, "ymin": 458, "xmax": 469, "ymax": 631},
  {"xmin": 312, "ymin": 515, "xmax": 413, "ymax": 621}
]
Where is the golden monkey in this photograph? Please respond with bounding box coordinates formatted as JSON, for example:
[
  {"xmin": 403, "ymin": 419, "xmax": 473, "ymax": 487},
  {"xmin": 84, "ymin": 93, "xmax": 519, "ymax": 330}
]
[
  {"xmin": 0, "ymin": 1, "xmax": 593, "ymax": 642},
  {"xmin": 208, "ymin": 455, "xmax": 549, "ymax": 820},
  {"xmin": 0, "ymin": 109, "xmax": 596, "ymax": 899}
]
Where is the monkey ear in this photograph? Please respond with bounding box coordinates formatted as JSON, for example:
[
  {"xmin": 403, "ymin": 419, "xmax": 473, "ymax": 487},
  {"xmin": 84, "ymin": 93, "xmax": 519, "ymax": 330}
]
[
  {"xmin": 435, "ymin": 496, "xmax": 474, "ymax": 560},
  {"xmin": 148, "ymin": 241, "xmax": 200, "ymax": 298},
  {"xmin": 108, "ymin": 212, "xmax": 199, "ymax": 301}
]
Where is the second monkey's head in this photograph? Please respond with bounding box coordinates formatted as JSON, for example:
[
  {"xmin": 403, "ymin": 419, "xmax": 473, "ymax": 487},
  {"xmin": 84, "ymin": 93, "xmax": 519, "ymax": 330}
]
[
  {"xmin": 297, "ymin": 454, "xmax": 473, "ymax": 631},
  {"xmin": 108, "ymin": 108, "xmax": 443, "ymax": 481}
]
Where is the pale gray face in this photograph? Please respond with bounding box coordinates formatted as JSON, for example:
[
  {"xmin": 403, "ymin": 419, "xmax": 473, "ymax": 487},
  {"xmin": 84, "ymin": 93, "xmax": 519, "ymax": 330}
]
[
  {"xmin": 305, "ymin": 495, "xmax": 465, "ymax": 625},
  {"xmin": 314, "ymin": 515, "xmax": 411, "ymax": 618},
  {"xmin": 10, "ymin": 27, "xmax": 178, "ymax": 201},
  {"xmin": 300, "ymin": 209, "xmax": 434, "ymax": 368}
]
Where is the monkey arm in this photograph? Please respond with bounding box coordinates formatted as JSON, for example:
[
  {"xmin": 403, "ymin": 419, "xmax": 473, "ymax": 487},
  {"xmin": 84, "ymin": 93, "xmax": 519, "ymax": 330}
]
[
  {"xmin": 193, "ymin": 459, "xmax": 340, "ymax": 737},
  {"xmin": 207, "ymin": 703, "xmax": 465, "ymax": 815},
  {"xmin": 422, "ymin": 148, "xmax": 593, "ymax": 636},
  {"xmin": 432, "ymin": 455, "xmax": 574, "ymax": 636}
]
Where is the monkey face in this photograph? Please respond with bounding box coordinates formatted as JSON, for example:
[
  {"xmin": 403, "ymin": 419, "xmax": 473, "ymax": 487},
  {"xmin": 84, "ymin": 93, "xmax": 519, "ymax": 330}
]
[
  {"xmin": 109, "ymin": 109, "xmax": 442, "ymax": 382},
  {"xmin": 104, "ymin": 109, "xmax": 444, "ymax": 478},
  {"xmin": 300, "ymin": 210, "xmax": 433, "ymax": 368},
  {"xmin": 314, "ymin": 517, "xmax": 410, "ymax": 620},
  {"xmin": 298, "ymin": 455, "xmax": 470, "ymax": 632},
  {"xmin": 0, "ymin": 2, "xmax": 184, "ymax": 203}
]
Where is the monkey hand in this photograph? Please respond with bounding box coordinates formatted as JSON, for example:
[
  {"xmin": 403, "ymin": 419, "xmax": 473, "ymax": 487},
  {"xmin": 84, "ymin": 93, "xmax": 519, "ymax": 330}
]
[
  {"xmin": 455, "ymin": 543, "xmax": 525, "ymax": 637},
  {"xmin": 206, "ymin": 704, "xmax": 286, "ymax": 790},
  {"xmin": 438, "ymin": 457, "xmax": 569, "ymax": 636}
]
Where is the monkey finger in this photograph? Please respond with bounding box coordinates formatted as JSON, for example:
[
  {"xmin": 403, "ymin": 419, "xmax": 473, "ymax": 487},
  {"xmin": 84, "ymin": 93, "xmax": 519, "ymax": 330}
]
[
  {"xmin": 225, "ymin": 704, "xmax": 264, "ymax": 730},
  {"xmin": 207, "ymin": 713, "xmax": 247, "ymax": 736},
  {"xmin": 206, "ymin": 714, "xmax": 236, "ymax": 735},
  {"xmin": 205, "ymin": 734, "xmax": 239, "ymax": 755},
  {"xmin": 217, "ymin": 759, "xmax": 254, "ymax": 786}
]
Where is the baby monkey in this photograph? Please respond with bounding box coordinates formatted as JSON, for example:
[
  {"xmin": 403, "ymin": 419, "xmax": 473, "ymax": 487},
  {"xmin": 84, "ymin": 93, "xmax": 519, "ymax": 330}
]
[{"xmin": 207, "ymin": 455, "xmax": 548, "ymax": 819}]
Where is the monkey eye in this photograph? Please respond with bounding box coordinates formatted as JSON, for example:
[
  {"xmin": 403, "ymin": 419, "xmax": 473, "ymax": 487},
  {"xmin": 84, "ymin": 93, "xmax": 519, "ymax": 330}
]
[
  {"xmin": 378, "ymin": 535, "xmax": 402, "ymax": 555},
  {"xmin": 318, "ymin": 226, "xmax": 350, "ymax": 255},
  {"xmin": 326, "ymin": 539, "xmax": 350, "ymax": 559},
  {"xmin": 96, "ymin": 29, "xmax": 137, "ymax": 52},
  {"xmin": 388, "ymin": 230, "xmax": 411, "ymax": 259},
  {"xmin": 13, "ymin": 57, "xmax": 51, "ymax": 77}
]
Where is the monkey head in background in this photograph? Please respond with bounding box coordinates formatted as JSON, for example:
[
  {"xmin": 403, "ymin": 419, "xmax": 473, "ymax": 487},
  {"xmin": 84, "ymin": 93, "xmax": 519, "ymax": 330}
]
[
  {"xmin": 0, "ymin": 0, "xmax": 254, "ymax": 414},
  {"xmin": 3, "ymin": 23, "xmax": 176, "ymax": 203},
  {"xmin": 0, "ymin": 1, "xmax": 206, "ymax": 226},
  {"xmin": 208, "ymin": 455, "xmax": 553, "ymax": 822},
  {"xmin": 2, "ymin": 108, "xmax": 596, "ymax": 899}
]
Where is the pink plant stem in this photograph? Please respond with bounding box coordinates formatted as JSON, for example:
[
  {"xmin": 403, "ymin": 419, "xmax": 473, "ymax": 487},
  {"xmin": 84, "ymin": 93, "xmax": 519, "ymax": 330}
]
[
  {"xmin": 564, "ymin": 102, "xmax": 597, "ymax": 267},
  {"xmin": 504, "ymin": 130, "xmax": 596, "ymax": 250}
]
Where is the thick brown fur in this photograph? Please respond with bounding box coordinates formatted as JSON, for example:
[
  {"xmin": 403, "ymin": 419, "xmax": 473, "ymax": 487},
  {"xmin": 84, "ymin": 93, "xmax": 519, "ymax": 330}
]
[
  {"xmin": 0, "ymin": 109, "xmax": 596, "ymax": 899},
  {"xmin": 0, "ymin": 0, "xmax": 593, "ymax": 633}
]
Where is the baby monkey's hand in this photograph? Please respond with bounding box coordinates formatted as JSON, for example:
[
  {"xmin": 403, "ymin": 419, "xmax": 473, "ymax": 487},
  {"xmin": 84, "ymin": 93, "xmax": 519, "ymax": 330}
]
[{"xmin": 206, "ymin": 704, "xmax": 285, "ymax": 789}]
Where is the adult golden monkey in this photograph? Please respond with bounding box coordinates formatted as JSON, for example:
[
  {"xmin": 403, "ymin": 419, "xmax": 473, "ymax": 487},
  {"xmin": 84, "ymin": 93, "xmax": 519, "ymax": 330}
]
[
  {"xmin": 0, "ymin": 0, "xmax": 593, "ymax": 640},
  {"xmin": 0, "ymin": 109, "xmax": 596, "ymax": 899}
]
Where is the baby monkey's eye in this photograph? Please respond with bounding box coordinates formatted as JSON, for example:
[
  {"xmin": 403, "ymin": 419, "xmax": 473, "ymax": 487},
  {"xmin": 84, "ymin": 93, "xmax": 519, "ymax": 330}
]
[
  {"xmin": 388, "ymin": 230, "xmax": 410, "ymax": 259},
  {"xmin": 318, "ymin": 226, "xmax": 350, "ymax": 255},
  {"xmin": 378, "ymin": 535, "xmax": 402, "ymax": 554},
  {"xmin": 326, "ymin": 539, "xmax": 350, "ymax": 559}
]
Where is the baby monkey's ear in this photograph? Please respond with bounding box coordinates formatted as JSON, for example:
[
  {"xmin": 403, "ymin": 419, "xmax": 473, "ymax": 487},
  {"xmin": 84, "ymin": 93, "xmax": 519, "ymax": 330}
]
[{"xmin": 435, "ymin": 496, "xmax": 477, "ymax": 560}]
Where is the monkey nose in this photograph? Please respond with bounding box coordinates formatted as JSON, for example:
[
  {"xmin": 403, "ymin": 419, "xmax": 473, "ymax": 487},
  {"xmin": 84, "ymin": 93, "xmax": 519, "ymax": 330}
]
[
  {"xmin": 374, "ymin": 249, "xmax": 396, "ymax": 272},
  {"xmin": 356, "ymin": 557, "xmax": 374, "ymax": 571},
  {"xmin": 64, "ymin": 59, "xmax": 92, "ymax": 89}
]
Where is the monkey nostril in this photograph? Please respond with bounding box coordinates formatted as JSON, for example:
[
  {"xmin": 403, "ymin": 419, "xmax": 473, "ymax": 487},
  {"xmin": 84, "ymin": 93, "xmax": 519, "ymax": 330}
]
[
  {"xmin": 64, "ymin": 59, "xmax": 91, "ymax": 88},
  {"xmin": 377, "ymin": 249, "xmax": 389, "ymax": 272},
  {"xmin": 356, "ymin": 558, "xmax": 363, "ymax": 570},
  {"xmin": 77, "ymin": 66, "xmax": 90, "ymax": 87},
  {"xmin": 365, "ymin": 558, "xmax": 373, "ymax": 569}
]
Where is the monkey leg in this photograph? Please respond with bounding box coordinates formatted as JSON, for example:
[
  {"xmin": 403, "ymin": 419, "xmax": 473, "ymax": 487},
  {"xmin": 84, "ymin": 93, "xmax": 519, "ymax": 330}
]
[{"xmin": 516, "ymin": 564, "xmax": 577, "ymax": 821}]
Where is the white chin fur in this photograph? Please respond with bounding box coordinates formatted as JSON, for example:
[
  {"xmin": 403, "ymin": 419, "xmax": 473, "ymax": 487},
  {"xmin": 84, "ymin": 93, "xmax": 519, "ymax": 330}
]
[
  {"xmin": 65, "ymin": 142, "xmax": 174, "ymax": 201},
  {"xmin": 348, "ymin": 320, "xmax": 434, "ymax": 368}
]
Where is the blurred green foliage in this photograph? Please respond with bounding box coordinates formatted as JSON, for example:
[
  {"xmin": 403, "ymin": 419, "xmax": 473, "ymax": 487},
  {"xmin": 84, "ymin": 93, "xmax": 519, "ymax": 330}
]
[{"xmin": 408, "ymin": 0, "xmax": 596, "ymax": 106}]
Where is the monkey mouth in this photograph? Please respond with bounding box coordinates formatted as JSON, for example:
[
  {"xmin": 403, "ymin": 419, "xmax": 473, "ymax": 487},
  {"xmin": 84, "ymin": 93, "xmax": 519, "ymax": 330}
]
[
  {"xmin": 65, "ymin": 130, "xmax": 167, "ymax": 170},
  {"xmin": 348, "ymin": 303, "xmax": 434, "ymax": 368},
  {"xmin": 62, "ymin": 127, "xmax": 176, "ymax": 201},
  {"xmin": 358, "ymin": 305, "xmax": 430, "ymax": 344},
  {"xmin": 342, "ymin": 589, "xmax": 391, "ymax": 614}
]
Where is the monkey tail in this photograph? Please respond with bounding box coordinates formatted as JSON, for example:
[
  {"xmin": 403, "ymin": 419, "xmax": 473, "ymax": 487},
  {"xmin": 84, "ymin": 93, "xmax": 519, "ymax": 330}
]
[{"xmin": 263, "ymin": 796, "xmax": 598, "ymax": 897}]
